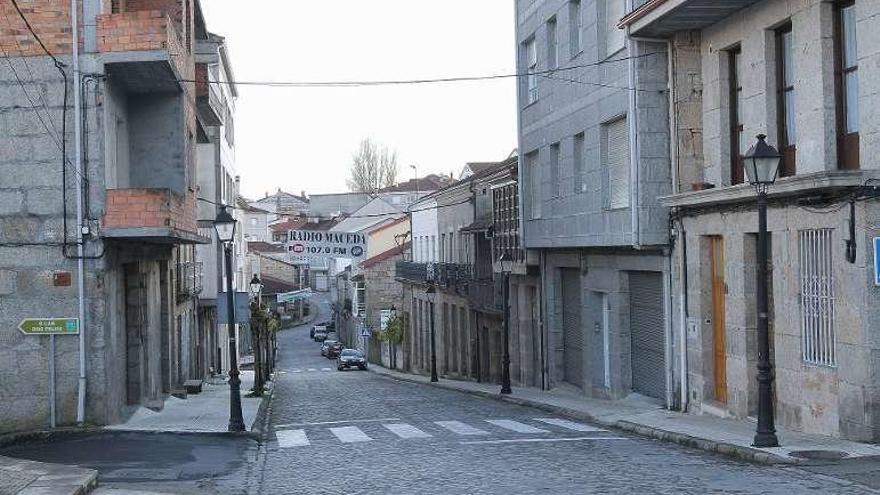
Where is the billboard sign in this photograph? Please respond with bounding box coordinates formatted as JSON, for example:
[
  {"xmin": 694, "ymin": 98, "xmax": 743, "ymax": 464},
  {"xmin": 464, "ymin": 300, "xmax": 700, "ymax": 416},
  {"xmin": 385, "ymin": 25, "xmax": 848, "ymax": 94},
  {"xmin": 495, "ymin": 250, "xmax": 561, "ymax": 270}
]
[{"xmin": 287, "ymin": 230, "xmax": 367, "ymax": 260}]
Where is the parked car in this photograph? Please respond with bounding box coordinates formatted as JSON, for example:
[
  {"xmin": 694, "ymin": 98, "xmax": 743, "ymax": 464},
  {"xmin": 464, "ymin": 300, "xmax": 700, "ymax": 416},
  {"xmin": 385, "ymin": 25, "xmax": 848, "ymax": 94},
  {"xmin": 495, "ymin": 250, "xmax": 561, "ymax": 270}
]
[
  {"xmin": 320, "ymin": 340, "xmax": 339, "ymax": 357},
  {"xmin": 313, "ymin": 326, "xmax": 328, "ymax": 342},
  {"xmin": 337, "ymin": 349, "xmax": 367, "ymax": 371},
  {"xmin": 325, "ymin": 341, "xmax": 344, "ymax": 359}
]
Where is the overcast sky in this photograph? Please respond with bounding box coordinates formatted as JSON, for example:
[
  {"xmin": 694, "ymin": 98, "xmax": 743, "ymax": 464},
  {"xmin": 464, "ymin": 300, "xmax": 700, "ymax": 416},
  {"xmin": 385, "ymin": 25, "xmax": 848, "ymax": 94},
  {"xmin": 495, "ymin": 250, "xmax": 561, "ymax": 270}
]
[{"xmin": 200, "ymin": 1, "xmax": 517, "ymax": 200}]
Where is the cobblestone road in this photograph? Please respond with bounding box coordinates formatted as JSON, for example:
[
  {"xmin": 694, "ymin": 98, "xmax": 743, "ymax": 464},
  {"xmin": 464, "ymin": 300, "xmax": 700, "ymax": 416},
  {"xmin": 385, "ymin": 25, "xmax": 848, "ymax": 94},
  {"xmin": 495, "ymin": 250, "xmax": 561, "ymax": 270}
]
[{"xmin": 252, "ymin": 296, "xmax": 876, "ymax": 494}]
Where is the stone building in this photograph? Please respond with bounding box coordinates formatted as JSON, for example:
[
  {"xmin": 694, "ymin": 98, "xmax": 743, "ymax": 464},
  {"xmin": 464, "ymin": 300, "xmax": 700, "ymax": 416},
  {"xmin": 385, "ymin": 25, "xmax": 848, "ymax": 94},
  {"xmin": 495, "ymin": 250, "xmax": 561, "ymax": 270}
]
[
  {"xmin": 0, "ymin": 0, "xmax": 231, "ymax": 432},
  {"xmin": 623, "ymin": 0, "xmax": 880, "ymax": 441},
  {"xmin": 516, "ymin": 0, "xmax": 674, "ymax": 404}
]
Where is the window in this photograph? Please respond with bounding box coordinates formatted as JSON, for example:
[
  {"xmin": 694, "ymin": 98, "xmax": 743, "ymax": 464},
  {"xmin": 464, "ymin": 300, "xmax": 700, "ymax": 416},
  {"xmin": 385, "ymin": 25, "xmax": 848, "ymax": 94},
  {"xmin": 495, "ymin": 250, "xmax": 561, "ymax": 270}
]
[
  {"xmin": 799, "ymin": 229, "xmax": 835, "ymax": 366},
  {"xmin": 605, "ymin": 0, "xmax": 625, "ymax": 56},
  {"xmin": 729, "ymin": 47, "xmax": 744, "ymax": 185},
  {"xmin": 440, "ymin": 233, "xmax": 446, "ymax": 261},
  {"xmin": 430, "ymin": 236, "xmax": 436, "ymax": 261},
  {"xmin": 550, "ymin": 143, "xmax": 561, "ymax": 197},
  {"xmin": 355, "ymin": 281, "xmax": 366, "ymax": 317},
  {"xmin": 776, "ymin": 24, "xmax": 796, "ymax": 176},
  {"xmin": 250, "ymin": 217, "xmax": 258, "ymax": 227},
  {"xmin": 605, "ymin": 117, "xmax": 630, "ymax": 209},
  {"xmin": 524, "ymin": 38, "xmax": 538, "ymax": 105},
  {"xmin": 570, "ymin": 1, "xmax": 582, "ymax": 57},
  {"xmin": 527, "ymin": 150, "xmax": 542, "ymax": 219},
  {"xmin": 493, "ymin": 182, "xmax": 521, "ymax": 263},
  {"xmin": 836, "ymin": 1, "xmax": 859, "ymax": 169},
  {"xmin": 573, "ymin": 132, "xmax": 586, "ymax": 193},
  {"xmin": 547, "ymin": 17, "xmax": 558, "ymax": 70}
]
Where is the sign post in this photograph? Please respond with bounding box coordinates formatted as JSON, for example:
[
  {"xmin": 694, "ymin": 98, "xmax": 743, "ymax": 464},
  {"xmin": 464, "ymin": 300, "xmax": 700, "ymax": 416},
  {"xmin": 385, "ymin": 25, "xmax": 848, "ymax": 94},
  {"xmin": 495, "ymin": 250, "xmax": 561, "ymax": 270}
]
[{"xmin": 18, "ymin": 318, "xmax": 79, "ymax": 429}]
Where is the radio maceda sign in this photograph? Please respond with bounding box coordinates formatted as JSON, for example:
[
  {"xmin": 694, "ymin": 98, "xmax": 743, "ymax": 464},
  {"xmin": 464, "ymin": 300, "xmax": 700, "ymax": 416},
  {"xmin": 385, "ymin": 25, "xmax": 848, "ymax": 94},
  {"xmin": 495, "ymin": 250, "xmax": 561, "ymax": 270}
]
[{"xmin": 286, "ymin": 230, "xmax": 367, "ymax": 259}]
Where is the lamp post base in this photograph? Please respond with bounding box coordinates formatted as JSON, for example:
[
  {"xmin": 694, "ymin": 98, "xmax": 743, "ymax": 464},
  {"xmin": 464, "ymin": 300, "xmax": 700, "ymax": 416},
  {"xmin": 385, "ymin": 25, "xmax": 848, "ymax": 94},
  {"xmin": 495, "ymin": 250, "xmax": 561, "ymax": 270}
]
[{"xmin": 752, "ymin": 432, "xmax": 779, "ymax": 448}]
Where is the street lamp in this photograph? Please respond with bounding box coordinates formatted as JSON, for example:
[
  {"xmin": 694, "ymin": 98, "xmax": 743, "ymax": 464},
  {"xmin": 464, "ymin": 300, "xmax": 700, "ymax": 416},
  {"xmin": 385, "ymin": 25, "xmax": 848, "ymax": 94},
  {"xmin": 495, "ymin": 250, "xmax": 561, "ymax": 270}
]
[
  {"xmin": 213, "ymin": 205, "xmax": 245, "ymax": 432},
  {"xmin": 425, "ymin": 285, "xmax": 438, "ymax": 382},
  {"xmin": 249, "ymin": 274, "xmax": 264, "ymax": 303},
  {"xmin": 743, "ymin": 134, "xmax": 781, "ymax": 448},
  {"xmin": 498, "ymin": 252, "xmax": 512, "ymax": 395}
]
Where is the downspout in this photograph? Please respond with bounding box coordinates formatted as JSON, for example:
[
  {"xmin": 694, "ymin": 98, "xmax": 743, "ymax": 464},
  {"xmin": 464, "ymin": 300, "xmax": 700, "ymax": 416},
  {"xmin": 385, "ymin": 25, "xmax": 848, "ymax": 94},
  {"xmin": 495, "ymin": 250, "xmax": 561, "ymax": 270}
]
[
  {"xmin": 626, "ymin": 0, "xmax": 641, "ymax": 249},
  {"xmin": 72, "ymin": 0, "xmax": 87, "ymax": 425},
  {"xmin": 678, "ymin": 216, "xmax": 689, "ymax": 412}
]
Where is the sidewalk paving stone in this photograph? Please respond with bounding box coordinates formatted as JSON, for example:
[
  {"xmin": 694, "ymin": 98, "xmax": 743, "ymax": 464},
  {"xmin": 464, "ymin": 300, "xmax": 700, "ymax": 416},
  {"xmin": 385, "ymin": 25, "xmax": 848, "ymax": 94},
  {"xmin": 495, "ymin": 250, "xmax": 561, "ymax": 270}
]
[
  {"xmin": 0, "ymin": 455, "xmax": 96, "ymax": 495},
  {"xmin": 369, "ymin": 364, "xmax": 880, "ymax": 465},
  {"xmin": 104, "ymin": 370, "xmax": 264, "ymax": 434}
]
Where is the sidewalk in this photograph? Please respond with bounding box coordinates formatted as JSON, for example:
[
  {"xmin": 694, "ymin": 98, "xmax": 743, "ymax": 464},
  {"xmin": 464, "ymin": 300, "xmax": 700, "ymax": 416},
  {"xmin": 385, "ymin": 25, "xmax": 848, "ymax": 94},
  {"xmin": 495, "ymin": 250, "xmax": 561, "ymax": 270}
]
[
  {"xmin": 104, "ymin": 370, "xmax": 265, "ymax": 434},
  {"xmin": 370, "ymin": 365, "xmax": 880, "ymax": 465},
  {"xmin": 0, "ymin": 454, "xmax": 97, "ymax": 495}
]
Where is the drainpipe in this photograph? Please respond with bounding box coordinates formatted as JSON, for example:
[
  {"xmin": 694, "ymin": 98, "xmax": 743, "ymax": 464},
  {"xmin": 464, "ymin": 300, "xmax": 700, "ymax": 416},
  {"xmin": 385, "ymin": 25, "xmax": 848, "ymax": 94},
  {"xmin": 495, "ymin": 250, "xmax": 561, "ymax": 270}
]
[
  {"xmin": 626, "ymin": 0, "xmax": 641, "ymax": 250},
  {"xmin": 72, "ymin": 0, "xmax": 87, "ymax": 425},
  {"xmin": 678, "ymin": 217, "xmax": 689, "ymax": 412}
]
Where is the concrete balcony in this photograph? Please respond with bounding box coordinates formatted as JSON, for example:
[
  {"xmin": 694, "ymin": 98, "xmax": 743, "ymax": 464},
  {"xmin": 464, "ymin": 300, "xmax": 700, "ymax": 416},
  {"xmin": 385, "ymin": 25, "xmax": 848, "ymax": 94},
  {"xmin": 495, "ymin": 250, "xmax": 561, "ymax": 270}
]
[
  {"xmin": 195, "ymin": 63, "xmax": 223, "ymax": 126},
  {"xmin": 102, "ymin": 188, "xmax": 209, "ymax": 244},
  {"xmin": 621, "ymin": 0, "xmax": 762, "ymax": 38},
  {"xmin": 97, "ymin": 11, "xmax": 191, "ymax": 93}
]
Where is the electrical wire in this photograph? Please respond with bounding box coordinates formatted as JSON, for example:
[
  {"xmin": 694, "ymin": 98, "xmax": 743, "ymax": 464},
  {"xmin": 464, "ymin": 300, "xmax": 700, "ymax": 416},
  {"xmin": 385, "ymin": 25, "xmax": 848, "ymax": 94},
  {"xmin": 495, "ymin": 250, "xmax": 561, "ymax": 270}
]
[
  {"xmin": 198, "ymin": 195, "xmax": 474, "ymax": 220},
  {"xmin": 173, "ymin": 51, "xmax": 664, "ymax": 90}
]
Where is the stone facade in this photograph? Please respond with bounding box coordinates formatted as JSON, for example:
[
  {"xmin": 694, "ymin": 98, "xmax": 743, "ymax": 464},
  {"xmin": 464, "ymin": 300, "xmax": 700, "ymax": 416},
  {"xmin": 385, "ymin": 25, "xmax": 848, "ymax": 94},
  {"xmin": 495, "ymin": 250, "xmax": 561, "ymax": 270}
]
[
  {"xmin": 627, "ymin": 0, "xmax": 880, "ymax": 440},
  {"xmin": 0, "ymin": 0, "xmax": 226, "ymax": 433}
]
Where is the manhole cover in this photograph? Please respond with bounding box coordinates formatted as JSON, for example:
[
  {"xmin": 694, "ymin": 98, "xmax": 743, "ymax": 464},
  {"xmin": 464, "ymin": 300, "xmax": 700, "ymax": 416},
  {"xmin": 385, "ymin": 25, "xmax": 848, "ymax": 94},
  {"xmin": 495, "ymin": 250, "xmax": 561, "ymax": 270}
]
[{"xmin": 789, "ymin": 450, "xmax": 849, "ymax": 460}]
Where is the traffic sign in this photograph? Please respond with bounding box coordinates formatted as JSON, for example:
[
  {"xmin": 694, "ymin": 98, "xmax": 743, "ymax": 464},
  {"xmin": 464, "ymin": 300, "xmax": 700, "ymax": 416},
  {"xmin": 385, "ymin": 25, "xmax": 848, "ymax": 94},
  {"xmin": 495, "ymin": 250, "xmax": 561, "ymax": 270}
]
[
  {"xmin": 360, "ymin": 328, "xmax": 371, "ymax": 338},
  {"xmin": 19, "ymin": 318, "xmax": 79, "ymax": 335}
]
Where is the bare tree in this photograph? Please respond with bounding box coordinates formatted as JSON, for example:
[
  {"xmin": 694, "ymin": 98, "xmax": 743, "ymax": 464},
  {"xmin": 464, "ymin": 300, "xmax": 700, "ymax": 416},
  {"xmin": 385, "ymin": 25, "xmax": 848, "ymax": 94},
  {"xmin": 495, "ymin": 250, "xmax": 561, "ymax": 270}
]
[{"xmin": 347, "ymin": 139, "xmax": 399, "ymax": 194}]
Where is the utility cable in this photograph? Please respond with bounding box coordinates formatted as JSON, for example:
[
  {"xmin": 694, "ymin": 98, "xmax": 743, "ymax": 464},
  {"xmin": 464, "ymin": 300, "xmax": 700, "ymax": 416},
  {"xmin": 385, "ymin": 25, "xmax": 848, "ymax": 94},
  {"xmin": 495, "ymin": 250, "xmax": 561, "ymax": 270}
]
[{"xmin": 174, "ymin": 51, "xmax": 664, "ymax": 90}]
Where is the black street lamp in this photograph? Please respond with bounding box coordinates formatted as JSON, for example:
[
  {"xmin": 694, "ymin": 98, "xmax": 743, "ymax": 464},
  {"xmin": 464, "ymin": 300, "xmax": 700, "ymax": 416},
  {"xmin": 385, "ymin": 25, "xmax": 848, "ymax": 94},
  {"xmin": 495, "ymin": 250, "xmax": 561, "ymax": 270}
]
[
  {"xmin": 425, "ymin": 285, "xmax": 438, "ymax": 382},
  {"xmin": 249, "ymin": 274, "xmax": 266, "ymax": 396},
  {"xmin": 498, "ymin": 252, "xmax": 512, "ymax": 395},
  {"xmin": 743, "ymin": 134, "xmax": 781, "ymax": 448},
  {"xmin": 214, "ymin": 205, "xmax": 245, "ymax": 432}
]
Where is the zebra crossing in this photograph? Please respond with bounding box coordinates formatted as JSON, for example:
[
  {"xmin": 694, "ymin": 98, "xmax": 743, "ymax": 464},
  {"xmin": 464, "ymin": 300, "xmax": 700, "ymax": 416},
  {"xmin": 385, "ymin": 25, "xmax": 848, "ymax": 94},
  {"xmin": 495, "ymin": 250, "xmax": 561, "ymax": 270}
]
[
  {"xmin": 272, "ymin": 417, "xmax": 620, "ymax": 448},
  {"xmin": 289, "ymin": 368, "xmax": 334, "ymax": 373}
]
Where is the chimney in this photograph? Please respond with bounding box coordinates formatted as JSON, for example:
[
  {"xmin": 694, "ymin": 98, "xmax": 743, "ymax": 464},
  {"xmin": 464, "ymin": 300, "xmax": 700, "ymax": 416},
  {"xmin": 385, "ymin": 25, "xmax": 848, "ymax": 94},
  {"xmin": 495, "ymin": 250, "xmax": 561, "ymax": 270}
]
[
  {"xmin": 301, "ymin": 190, "xmax": 307, "ymax": 199},
  {"xmin": 264, "ymin": 191, "xmax": 268, "ymax": 198}
]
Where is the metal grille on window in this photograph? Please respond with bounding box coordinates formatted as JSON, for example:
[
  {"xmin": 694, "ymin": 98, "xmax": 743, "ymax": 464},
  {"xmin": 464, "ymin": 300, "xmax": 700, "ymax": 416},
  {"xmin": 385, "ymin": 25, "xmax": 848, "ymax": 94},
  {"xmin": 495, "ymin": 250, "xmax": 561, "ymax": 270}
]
[{"xmin": 799, "ymin": 229, "xmax": 836, "ymax": 366}]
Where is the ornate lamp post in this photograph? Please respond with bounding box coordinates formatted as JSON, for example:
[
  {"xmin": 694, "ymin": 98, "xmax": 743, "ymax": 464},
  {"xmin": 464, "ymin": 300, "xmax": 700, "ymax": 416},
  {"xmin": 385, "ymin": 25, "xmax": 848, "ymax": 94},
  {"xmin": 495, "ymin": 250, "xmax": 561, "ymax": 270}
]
[
  {"xmin": 248, "ymin": 274, "xmax": 265, "ymax": 395},
  {"xmin": 743, "ymin": 134, "xmax": 782, "ymax": 448},
  {"xmin": 498, "ymin": 252, "xmax": 512, "ymax": 394},
  {"xmin": 425, "ymin": 285, "xmax": 438, "ymax": 382},
  {"xmin": 214, "ymin": 205, "xmax": 245, "ymax": 432}
]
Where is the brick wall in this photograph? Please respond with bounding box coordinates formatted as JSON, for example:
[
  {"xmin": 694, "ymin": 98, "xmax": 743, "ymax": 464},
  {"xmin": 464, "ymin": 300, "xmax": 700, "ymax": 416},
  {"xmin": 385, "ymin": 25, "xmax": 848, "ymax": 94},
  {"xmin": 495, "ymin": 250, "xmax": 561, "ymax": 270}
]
[
  {"xmin": 97, "ymin": 10, "xmax": 171, "ymax": 52},
  {"xmin": 0, "ymin": 0, "xmax": 73, "ymax": 56},
  {"xmin": 103, "ymin": 188, "xmax": 197, "ymax": 235}
]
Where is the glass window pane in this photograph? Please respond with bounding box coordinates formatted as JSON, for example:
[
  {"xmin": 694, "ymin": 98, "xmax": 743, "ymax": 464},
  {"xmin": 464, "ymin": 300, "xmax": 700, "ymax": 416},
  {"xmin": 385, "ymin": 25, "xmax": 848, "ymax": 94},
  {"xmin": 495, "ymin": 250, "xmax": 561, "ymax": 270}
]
[
  {"xmin": 845, "ymin": 71, "xmax": 859, "ymax": 133},
  {"xmin": 842, "ymin": 5, "xmax": 857, "ymax": 68},
  {"xmin": 785, "ymin": 90, "xmax": 797, "ymax": 145}
]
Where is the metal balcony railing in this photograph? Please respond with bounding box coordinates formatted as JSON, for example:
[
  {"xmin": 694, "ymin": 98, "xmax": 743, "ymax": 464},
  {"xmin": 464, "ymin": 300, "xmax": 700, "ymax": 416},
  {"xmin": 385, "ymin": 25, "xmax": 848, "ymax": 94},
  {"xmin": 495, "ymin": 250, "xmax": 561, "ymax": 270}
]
[
  {"xmin": 395, "ymin": 261, "xmax": 428, "ymax": 283},
  {"xmin": 467, "ymin": 277, "xmax": 504, "ymax": 314},
  {"xmin": 176, "ymin": 261, "xmax": 203, "ymax": 299}
]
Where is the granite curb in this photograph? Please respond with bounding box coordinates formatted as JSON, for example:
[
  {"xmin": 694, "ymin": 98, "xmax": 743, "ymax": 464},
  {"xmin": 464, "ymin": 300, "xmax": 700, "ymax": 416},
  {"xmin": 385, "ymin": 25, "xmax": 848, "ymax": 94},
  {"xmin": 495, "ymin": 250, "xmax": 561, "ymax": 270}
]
[
  {"xmin": 368, "ymin": 366, "xmax": 795, "ymax": 466},
  {"xmin": 0, "ymin": 454, "xmax": 97, "ymax": 495}
]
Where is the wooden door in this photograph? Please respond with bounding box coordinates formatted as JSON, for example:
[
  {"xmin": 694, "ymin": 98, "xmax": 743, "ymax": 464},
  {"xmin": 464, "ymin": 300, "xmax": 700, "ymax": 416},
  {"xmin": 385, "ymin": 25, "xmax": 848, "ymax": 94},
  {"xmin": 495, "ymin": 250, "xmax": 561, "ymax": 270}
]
[{"xmin": 709, "ymin": 237, "xmax": 727, "ymax": 403}]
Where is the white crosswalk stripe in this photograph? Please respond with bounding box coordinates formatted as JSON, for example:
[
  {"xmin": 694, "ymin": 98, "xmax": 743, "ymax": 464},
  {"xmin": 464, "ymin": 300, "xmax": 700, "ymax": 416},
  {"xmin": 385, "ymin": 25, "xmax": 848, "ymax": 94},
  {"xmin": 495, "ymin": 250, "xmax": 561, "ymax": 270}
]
[
  {"xmin": 384, "ymin": 423, "xmax": 432, "ymax": 439},
  {"xmin": 532, "ymin": 418, "xmax": 607, "ymax": 432},
  {"xmin": 321, "ymin": 368, "xmax": 332, "ymax": 371},
  {"xmin": 307, "ymin": 368, "xmax": 317, "ymax": 372},
  {"xmin": 276, "ymin": 429, "xmax": 310, "ymax": 447},
  {"xmin": 485, "ymin": 419, "xmax": 549, "ymax": 434},
  {"xmin": 434, "ymin": 421, "xmax": 489, "ymax": 436},
  {"xmin": 329, "ymin": 426, "xmax": 373, "ymax": 443}
]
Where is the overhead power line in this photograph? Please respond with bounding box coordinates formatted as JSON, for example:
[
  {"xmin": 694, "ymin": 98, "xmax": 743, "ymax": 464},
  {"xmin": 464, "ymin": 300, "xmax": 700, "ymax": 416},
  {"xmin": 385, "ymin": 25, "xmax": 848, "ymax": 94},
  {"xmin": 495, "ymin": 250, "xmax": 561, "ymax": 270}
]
[{"xmin": 173, "ymin": 51, "xmax": 664, "ymax": 91}]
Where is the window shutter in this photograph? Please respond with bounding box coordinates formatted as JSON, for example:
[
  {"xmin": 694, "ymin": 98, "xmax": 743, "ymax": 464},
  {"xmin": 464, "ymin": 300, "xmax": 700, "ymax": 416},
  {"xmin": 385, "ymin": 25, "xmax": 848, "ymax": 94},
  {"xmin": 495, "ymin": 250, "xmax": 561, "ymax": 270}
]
[{"xmin": 606, "ymin": 118, "xmax": 630, "ymax": 209}]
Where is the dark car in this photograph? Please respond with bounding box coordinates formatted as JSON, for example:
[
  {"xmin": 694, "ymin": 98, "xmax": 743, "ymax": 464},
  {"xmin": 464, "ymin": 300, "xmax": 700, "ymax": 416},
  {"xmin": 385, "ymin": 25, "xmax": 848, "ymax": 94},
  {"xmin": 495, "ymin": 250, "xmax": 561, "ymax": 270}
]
[
  {"xmin": 325, "ymin": 341, "xmax": 344, "ymax": 359},
  {"xmin": 337, "ymin": 349, "xmax": 367, "ymax": 371},
  {"xmin": 320, "ymin": 340, "xmax": 339, "ymax": 357}
]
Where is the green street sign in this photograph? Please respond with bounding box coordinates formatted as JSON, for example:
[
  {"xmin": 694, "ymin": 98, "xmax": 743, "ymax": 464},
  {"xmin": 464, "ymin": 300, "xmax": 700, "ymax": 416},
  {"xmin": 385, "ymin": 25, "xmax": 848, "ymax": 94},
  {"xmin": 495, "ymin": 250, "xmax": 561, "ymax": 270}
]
[{"xmin": 18, "ymin": 318, "xmax": 79, "ymax": 335}]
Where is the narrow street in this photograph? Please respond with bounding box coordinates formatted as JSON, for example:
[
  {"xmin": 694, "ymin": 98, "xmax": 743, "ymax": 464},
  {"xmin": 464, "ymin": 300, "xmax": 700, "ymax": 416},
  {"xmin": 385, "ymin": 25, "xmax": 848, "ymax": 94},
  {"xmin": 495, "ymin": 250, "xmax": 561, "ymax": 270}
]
[{"xmin": 251, "ymin": 295, "xmax": 874, "ymax": 494}]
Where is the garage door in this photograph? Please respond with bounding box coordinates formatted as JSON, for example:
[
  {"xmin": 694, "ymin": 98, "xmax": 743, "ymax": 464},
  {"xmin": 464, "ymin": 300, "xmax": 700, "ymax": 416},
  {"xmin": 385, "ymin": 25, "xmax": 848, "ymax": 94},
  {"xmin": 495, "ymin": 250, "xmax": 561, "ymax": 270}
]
[
  {"xmin": 561, "ymin": 269, "xmax": 583, "ymax": 389},
  {"xmin": 629, "ymin": 271, "xmax": 666, "ymax": 399}
]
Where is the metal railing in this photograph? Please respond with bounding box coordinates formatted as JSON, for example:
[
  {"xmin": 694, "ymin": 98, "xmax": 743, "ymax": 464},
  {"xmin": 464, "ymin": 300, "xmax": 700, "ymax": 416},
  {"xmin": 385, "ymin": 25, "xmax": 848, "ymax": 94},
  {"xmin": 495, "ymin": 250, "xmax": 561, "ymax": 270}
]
[{"xmin": 176, "ymin": 261, "xmax": 203, "ymax": 298}]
